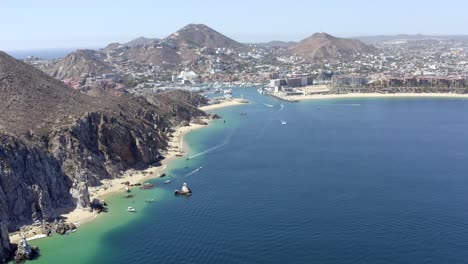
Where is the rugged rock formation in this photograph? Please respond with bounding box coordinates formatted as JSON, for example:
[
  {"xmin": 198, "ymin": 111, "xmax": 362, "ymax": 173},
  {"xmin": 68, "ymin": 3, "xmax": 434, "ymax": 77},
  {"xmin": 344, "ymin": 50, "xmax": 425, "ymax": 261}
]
[
  {"xmin": 0, "ymin": 51, "xmax": 207, "ymax": 262},
  {"xmin": 13, "ymin": 235, "xmax": 38, "ymax": 263},
  {"xmin": 0, "ymin": 222, "xmax": 13, "ymax": 263},
  {"xmin": 124, "ymin": 37, "xmax": 160, "ymax": 47},
  {"xmin": 288, "ymin": 32, "xmax": 377, "ymax": 60},
  {"xmin": 44, "ymin": 49, "xmax": 114, "ymax": 80}
]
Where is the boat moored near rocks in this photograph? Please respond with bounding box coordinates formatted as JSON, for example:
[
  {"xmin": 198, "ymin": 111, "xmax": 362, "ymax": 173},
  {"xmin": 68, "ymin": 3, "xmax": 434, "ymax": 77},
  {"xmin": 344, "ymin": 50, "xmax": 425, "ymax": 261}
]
[{"xmin": 175, "ymin": 182, "xmax": 192, "ymax": 196}]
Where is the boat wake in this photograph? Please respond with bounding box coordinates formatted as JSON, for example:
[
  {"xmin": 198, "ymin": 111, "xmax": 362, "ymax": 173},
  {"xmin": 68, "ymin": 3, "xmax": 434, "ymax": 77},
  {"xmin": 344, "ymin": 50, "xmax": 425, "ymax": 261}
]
[
  {"xmin": 188, "ymin": 142, "xmax": 227, "ymax": 160},
  {"xmin": 182, "ymin": 167, "xmax": 203, "ymax": 178}
]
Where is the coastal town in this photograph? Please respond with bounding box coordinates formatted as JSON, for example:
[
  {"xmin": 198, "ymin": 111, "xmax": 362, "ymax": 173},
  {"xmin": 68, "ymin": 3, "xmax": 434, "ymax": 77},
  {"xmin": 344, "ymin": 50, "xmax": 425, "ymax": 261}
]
[
  {"xmin": 3, "ymin": 11, "xmax": 468, "ymax": 263},
  {"xmin": 22, "ymin": 29, "xmax": 468, "ymax": 101}
]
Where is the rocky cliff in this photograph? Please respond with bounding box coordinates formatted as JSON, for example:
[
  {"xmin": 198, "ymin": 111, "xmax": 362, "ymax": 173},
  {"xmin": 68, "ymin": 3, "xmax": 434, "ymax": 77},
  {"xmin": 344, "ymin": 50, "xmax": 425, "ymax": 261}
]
[
  {"xmin": 44, "ymin": 49, "xmax": 114, "ymax": 80},
  {"xmin": 0, "ymin": 51, "xmax": 207, "ymax": 262}
]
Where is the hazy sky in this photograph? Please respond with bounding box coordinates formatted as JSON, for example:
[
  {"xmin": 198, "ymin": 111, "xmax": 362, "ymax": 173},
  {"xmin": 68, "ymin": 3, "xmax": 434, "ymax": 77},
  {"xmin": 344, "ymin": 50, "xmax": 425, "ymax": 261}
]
[{"xmin": 1, "ymin": 0, "xmax": 467, "ymax": 51}]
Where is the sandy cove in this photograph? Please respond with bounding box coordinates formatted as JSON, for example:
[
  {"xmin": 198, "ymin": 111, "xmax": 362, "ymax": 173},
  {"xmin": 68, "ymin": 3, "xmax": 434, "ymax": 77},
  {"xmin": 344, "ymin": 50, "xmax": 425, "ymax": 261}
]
[
  {"xmin": 286, "ymin": 92, "xmax": 468, "ymax": 101},
  {"xmin": 9, "ymin": 98, "xmax": 247, "ymax": 243}
]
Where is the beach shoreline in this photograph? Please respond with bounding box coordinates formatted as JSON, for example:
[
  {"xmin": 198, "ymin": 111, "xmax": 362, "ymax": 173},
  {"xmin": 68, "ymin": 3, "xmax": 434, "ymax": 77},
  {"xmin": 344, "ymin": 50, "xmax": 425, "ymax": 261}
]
[
  {"xmin": 199, "ymin": 98, "xmax": 249, "ymax": 111},
  {"xmin": 286, "ymin": 92, "xmax": 468, "ymax": 101},
  {"xmin": 9, "ymin": 98, "xmax": 247, "ymax": 244}
]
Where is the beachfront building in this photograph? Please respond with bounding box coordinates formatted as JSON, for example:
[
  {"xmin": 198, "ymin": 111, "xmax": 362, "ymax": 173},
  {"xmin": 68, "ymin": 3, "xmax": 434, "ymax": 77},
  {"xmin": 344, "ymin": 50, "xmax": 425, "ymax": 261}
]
[
  {"xmin": 269, "ymin": 75, "xmax": 313, "ymax": 92},
  {"xmin": 332, "ymin": 76, "xmax": 368, "ymax": 87},
  {"xmin": 177, "ymin": 69, "xmax": 198, "ymax": 84}
]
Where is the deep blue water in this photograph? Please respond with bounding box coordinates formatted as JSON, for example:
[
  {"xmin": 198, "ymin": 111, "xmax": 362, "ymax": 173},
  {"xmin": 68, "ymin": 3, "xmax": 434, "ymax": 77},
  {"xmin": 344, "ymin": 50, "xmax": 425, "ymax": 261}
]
[
  {"xmin": 7, "ymin": 48, "xmax": 79, "ymax": 60},
  {"xmin": 52, "ymin": 90, "xmax": 468, "ymax": 263}
]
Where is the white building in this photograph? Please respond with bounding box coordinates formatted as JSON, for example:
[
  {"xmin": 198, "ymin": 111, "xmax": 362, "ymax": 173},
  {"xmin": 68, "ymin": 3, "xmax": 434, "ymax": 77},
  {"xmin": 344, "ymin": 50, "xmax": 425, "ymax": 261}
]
[{"xmin": 177, "ymin": 69, "xmax": 198, "ymax": 84}]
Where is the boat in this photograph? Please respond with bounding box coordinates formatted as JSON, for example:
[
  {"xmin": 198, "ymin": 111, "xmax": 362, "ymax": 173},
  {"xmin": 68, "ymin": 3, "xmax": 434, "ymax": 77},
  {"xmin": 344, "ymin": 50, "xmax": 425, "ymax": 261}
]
[
  {"xmin": 263, "ymin": 103, "xmax": 274, "ymax": 108},
  {"xmin": 175, "ymin": 182, "xmax": 192, "ymax": 196},
  {"xmin": 125, "ymin": 186, "xmax": 130, "ymax": 193},
  {"xmin": 127, "ymin": 207, "xmax": 136, "ymax": 212},
  {"xmin": 164, "ymin": 180, "xmax": 172, "ymax": 184},
  {"xmin": 281, "ymin": 120, "xmax": 287, "ymax": 125},
  {"xmin": 140, "ymin": 183, "xmax": 155, "ymax": 190},
  {"xmin": 145, "ymin": 199, "xmax": 155, "ymax": 203}
]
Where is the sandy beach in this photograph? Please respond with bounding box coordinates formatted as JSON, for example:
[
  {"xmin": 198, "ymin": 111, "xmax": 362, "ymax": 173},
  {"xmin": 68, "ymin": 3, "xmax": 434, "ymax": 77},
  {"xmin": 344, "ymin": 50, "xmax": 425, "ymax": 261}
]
[
  {"xmin": 9, "ymin": 98, "xmax": 248, "ymax": 244},
  {"xmin": 200, "ymin": 98, "xmax": 249, "ymax": 111},
  {"xmin": 287, "ymin": 92, "xmax": 468, "ymax": 101}
]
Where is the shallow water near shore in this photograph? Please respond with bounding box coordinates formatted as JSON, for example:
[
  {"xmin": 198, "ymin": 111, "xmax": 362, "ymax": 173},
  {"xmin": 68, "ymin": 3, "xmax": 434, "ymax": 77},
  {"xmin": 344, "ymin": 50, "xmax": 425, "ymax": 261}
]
[{"xmin": 30, "ymin": 89, "xmax": 468, "ymax": 263}]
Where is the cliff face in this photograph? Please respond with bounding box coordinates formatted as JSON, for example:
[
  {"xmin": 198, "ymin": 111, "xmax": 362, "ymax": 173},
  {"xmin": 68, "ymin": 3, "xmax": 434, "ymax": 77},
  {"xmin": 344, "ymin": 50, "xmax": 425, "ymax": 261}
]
[
  {"xmin": 0, "ymin": 222, "xmax": 12, "ymax": 263},
  {"xmin": 0, "ymin": 51, "xmax": 208, "ymax": 262}
]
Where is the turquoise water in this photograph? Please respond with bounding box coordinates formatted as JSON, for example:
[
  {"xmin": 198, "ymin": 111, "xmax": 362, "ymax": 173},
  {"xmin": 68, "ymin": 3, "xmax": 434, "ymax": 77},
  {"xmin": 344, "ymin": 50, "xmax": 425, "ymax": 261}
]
[{"xmin": 31, "ymin": 90, "xmax": 468, "ymax": 263}]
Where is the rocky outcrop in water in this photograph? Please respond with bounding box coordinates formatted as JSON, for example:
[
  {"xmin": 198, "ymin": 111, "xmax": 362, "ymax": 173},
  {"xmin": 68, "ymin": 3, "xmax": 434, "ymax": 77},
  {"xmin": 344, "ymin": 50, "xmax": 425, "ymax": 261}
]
[{"xmin": 13, "ymin": 235, "xmax": 38, "ymax": 264}]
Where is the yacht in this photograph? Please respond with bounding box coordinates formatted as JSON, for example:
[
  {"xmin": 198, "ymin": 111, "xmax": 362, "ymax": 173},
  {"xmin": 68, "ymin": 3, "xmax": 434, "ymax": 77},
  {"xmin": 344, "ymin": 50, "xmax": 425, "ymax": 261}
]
[
  {"xmin": 127, "ymin": 207, "xmax": 136, "ymax": 212},
  {"xmin": 281, "ymin": 120, "xmax": 287, "ymax": 125}
]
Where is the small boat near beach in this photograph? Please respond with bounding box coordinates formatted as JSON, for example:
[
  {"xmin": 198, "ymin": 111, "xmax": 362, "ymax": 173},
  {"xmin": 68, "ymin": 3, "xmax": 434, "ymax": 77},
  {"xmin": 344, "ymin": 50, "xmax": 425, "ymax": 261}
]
[
  {"xmin": 140, "ymin": 183, "xmax": 155, "ymax": 190},
  {"xmin": 164, "ymin": 180, "xmax": 172, "ymax": 184},
  {"xmin": 127, "ymin": 207, "xmax": 136, "ymax": 212},
  {"xmin": 175, "ymin": 182, "xmax": 192, "ymax": 196}
]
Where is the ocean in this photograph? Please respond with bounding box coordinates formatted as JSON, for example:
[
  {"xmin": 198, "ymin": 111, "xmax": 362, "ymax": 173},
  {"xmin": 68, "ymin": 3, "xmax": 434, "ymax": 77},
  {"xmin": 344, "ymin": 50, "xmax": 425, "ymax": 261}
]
[
  {"xmin": 30, "ymin": 89, "xmax": 468, "ymax": 263},
  {"xmin": 7, "ymin": 48, "xmax": 87, "ymax": 60}
]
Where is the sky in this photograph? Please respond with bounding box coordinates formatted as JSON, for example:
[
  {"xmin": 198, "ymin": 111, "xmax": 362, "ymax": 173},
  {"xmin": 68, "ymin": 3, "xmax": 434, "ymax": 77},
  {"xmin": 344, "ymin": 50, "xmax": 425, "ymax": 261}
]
[{"xmin": 1, "ymin": 0, "xmax": 468, "ymax": 51}]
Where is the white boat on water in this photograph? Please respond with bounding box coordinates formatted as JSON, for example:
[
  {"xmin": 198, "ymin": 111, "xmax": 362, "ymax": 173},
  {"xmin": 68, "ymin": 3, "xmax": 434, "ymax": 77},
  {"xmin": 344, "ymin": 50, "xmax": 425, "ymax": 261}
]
[
  {"xmin": 281, "ymin": 120, "xmax": 287, "ymax": 125},
  {"xmin": 175, "ymin": 182, "xmax": 192, "ymax": 196},
  {"xmin": 127, "ymin": 207, "xmax": 136, "ymax": 212},
  {"xmin": 164, "ymin": 180, "xmax": 172, "ymax": 184}
]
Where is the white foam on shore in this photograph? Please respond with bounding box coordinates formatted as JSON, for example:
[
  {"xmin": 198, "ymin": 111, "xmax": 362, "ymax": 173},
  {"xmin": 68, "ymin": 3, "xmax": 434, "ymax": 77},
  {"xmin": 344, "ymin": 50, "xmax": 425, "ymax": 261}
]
[{"xmin": 26, "ymin": 234, "xmax": 48, "ymax": 241}]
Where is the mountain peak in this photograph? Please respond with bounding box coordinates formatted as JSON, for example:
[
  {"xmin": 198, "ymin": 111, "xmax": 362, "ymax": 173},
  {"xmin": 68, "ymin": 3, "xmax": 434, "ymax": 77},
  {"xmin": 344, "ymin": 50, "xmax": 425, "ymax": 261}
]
[
  {"xmin": 181, "ymin": 23, "xmax": 210, "ymax": 30},
  {"xmin": 310, "ymin": 32, "xmax": 336, "ymax": 39},
  {"xmin": 289, "ymin": 32, "xmax": 376, "ymax": 59},
  {"xmin": 166, "ymin": 23, "xmax": 245, "ymax": 50}
]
